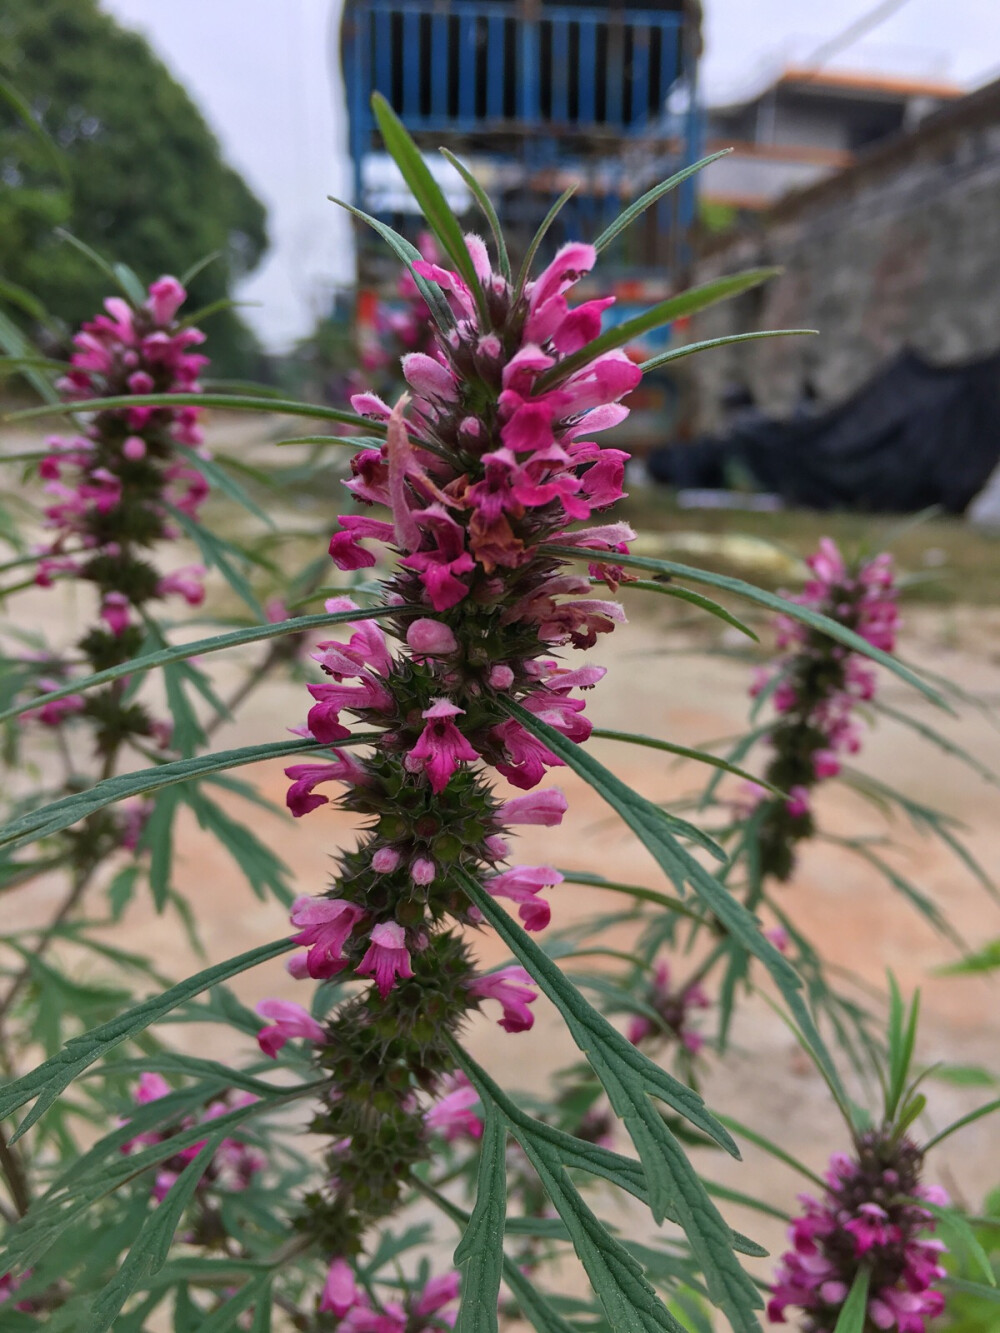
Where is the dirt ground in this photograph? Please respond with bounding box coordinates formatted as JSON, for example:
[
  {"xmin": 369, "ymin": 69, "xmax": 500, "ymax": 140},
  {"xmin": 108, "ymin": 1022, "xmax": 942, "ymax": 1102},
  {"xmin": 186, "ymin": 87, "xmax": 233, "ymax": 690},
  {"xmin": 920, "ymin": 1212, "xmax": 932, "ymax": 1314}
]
[{"xmin": 4, "ymin": 417, "xmax": 1000, "ymax": 1317}]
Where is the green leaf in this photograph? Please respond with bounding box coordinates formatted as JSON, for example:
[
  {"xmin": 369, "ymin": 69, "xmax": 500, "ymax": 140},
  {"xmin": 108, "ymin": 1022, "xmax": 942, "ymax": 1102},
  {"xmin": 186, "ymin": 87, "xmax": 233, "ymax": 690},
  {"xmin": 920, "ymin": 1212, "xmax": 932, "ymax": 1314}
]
[
  {"xmin": 454, "ymin": 1103, "xmax": 507, "ymax": 1333},
  {"xmin": 924, "ymin": 1097, "xmax": 1000, "ymax": 1151},
  {"xmin": 177, "ymin": 447, "xmax": 275, "ymax": 529},
  {"xmin": 590, "ymin": 727, "xmax": 782, "ymax": 796},
  {"xmin": 0, "ymin": 605, "xmax": 406, "ymax": 729},
  {"xmin": 191, "ymin": 1273, "xmax": 274, "ymax": 1333},
  {"xmin": 500, "ymin": 1263, "xmax": 582, "ymax": 1333},
  {"xmin": 0, "ymin": 937, "xmax": 293, "ymax": 1138},
  {"xmin": 439, "ymin": 150, "xmax": 511, "ymax": 281},
  {"xmin": 885, "ymin": 974, "xmax": 920, "ymax": 1121},
  {"xmin": 0, "ymin": 736, "xmax": 358, "ymax": 854},
  {"xmin": 594, "ymin": 151, "xmax": 731, "ymax": 252},
  {"xmin": 454, "ymin": 879, "xmax": 764, "ymax": 1331},
  {"xmin": 624, "ymin": 579, "xmax": 759, "ymax": 640},
  {"xmin": 938, "ymin": 939, "xmax": 1000, "ymax": 976},
  {"xmin": 714, "ymin": 1114, "xmax": 826, "ymax": 1190},
  {"xmin": 182, "ymin": 786, "xmax": 291, "ymax": 905},
  {"xmin": 832, "ymin": 1268, "xmax": 870, "ymax": 1333},
  {"xmin": 503, "ymin": 698, "xmax": 849, "ymax": 1110},
  {"xmin": 0, "ymin": 307, "xmax": 60, "ymax": 403},
  {"xmin": 139, "ymin": 788, "xmax": 180, "ymax": 911},
  {"xmin": 514, "ymin": 186, "xmax": 578, "ymax": 299},
  {"xmin": 5, "ymin": 392, "xmax": 379, "ymax": 433},
  {"xmin": 54, "ymin": 229, "xmax": 141, "ymax": 305},
  {"xmin": 82, "ymin": 1135, "xmax": 221, "ymax": 1333},
  {"xmin": 557, "ymin": 870, "xmax": 708, "ymax": 925},
  {"xmin": 543, "ymin": 545, "xmax": 949, "ymax": 710},
  {"xmin": 371, "ymin": 93, "xmax": 488, "ymax": 321},
  {"xmin": 327, "ymin": 196, "xmax": 455, "ymax": 332},
  {"xmin": 534, "ymin": 269, "xmax": 779, "ymax": 391},
  {"xmin": 167, "ymin": 503, "xmax": 265, "ymax": 619},
  {"xmin": 640, "ymin": 329, "xmax": 817, "ymax": 375},
  {"xmin": 930, "ymin": 1064, "xmax": 998, "ymax": 1087},
  {"xmin": 872, "ymin": 700, "xmax": 1000, "ymax": 789}
]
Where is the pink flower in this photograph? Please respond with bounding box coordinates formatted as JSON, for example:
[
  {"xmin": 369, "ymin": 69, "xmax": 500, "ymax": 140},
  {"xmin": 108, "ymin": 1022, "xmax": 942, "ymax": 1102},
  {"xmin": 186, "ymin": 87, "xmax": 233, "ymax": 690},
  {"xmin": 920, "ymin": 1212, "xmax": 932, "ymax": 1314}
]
[
  {"xmin": 467, "ymin": 966, "xmax": 539, "ymax": 1032},
  {"xmin": 402, "ymin": 352, "xmax": 459, "ymax": 403},
  {"xmin": 407, "ymin": 698, "xmax": 479, "ymax": 793},
  {"xmin": 413, "ymin": 1271, "xmax": 461, "ymax": 1319},
  {"xmin": 147, "ymin": 276, "xmax": 187, "ymax": 325},
  {"xmin": 156, "ymin": 565, "xmax": 206, "ymax": 606},
  {"xmin": 499, "ymin": 789, "xmax": 568, "ymax": 827},
  {"xmin": 357, "ymin": 921, "xmax": 414, "ymax": 998},
  {"xmin": 425, "ymin": 1072, "xmax": 483, "ymax": 1141},
  {"xmin": 400, "ymin": 506, "xmax": 476, "ymax": 611},
  {"xmin": 320, "ymin": 1258, "xmax": 359, "ymax": 1317},
  {"xmin": 786, "ymin": 785, "xmax": 811, "ymax": 818},
  {"xmin": 484, "ymin": 865, "xmax": 563, "ymax": 932},
  {"xmin": 284, "ymin": 753, "xmax": 370, "ymax": 816},
  {"xmin": 491, "ymin": 718, "xmax": 564, "ymax": 790},
  {"xmin": 406, "ymin": 618, "xmax": 458, "ymax": 656},
  {"xmin": 100, "ymin": 592, "xmax": 131, "ymax": 637},
  {"xmin": 255, "ymin": 999, "xmax": 327, "ymax": 1057},
  {"xmin": 289, "ymin": 897, "xmax": 365, "ymax": 978}
]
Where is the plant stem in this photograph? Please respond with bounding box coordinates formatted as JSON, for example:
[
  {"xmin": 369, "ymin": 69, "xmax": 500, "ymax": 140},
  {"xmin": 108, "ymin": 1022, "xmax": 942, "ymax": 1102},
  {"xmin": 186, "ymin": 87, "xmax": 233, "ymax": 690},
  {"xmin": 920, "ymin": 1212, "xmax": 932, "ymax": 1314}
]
[{"xmin": 0, "ymin": 1122, "xmax": 32, "ymax": 1216}]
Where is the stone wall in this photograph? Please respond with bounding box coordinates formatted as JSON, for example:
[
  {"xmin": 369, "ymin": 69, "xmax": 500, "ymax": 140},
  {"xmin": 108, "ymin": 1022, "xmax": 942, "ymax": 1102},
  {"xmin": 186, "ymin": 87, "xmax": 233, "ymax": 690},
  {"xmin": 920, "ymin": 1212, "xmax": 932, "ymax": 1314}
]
[{"xmin": 687, "ymin": 80, "xmax": 1000, "ymax": 433}]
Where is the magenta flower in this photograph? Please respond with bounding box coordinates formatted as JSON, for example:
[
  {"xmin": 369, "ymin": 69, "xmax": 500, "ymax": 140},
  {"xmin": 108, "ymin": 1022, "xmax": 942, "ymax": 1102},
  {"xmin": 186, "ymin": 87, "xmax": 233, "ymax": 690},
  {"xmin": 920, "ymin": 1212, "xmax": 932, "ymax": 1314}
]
[
  {"xmin": 467, "ymin": 966, "xmax": 539, "ymax": 1032},
  {"xmin": 484, "ymin": 865, "xmax": 563, "ymax": 932},
  {"xmin": 320, "ymin": 1257, "xmax": 359, "ymax": 1317},
  {"xmin": 425, "ymin": 1071, "xmax": 484, "ymax": 1142},
  {"xmin": 768, "ymin": 1135, "xmax": 948, "ymax": 1333},
  {"xmin": 357, "ymin": 921, "xmax": 414, "ymax": 998},
  {"xmin": 499, "ymin": 788, "xmax": 568, "ymax": 827},
  {"xmin": 407, "ymin": 699, "xmax": 480, "ymax": 793},
  {"xmin": 255, "ymin": 999, "xmax": 327, "ymax": 1058},
  {"xmin": 289, "ymin": 897, "xmax": 365, "ymax": 978}
]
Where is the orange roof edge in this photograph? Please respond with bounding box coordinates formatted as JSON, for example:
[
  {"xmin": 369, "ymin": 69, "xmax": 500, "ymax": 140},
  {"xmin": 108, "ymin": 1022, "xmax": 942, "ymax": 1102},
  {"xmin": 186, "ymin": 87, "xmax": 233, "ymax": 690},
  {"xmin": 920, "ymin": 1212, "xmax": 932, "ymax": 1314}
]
[{"xmin": 778, "ymin": 65, "xmax": 964, "ymax": 101}]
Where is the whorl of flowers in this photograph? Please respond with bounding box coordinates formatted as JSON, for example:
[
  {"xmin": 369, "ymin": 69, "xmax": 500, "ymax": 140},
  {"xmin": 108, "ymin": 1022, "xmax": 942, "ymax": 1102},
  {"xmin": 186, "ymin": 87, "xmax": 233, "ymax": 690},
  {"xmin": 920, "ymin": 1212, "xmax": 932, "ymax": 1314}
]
[
  {"xmin": 121, "ymin": 1073, "xmax": 265, "ymax": 1203},
  {"xmin": 26, "ymin": 278, "xmax": 209, "ymax": 763},
  {"xmin": 626, "ymin": 957, "xmax": 709, "ymax": 1055},
  {"xmin": 768, "ymin": 1132, "xmax": 948, "ymax": 1332},
  {"xmin": 749, "ymin": 538, "xmax": 899, "ymax": 880},
  {"xmin": 265, "ymin": 235, "xmax": 639, "ymax": 1291}
]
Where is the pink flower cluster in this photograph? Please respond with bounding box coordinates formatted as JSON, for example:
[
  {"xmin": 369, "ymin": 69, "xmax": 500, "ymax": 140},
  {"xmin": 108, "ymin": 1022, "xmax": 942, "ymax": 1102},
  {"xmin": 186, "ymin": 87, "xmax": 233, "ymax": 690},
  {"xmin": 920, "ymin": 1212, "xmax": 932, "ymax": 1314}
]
[
  {"xmin": 626, "ymin": 958, "xmax": 710, "ymax": 1053},
  {"xmin": 275, "ymin": 233, "xmax": 641, "ymax": 1279},
  {"xmin": 751, "ymin": 538, "xmax": 899, "ymax": 817},
  {"xmin": 121, "ymin": 1072, "xmax": 264, "ymax": 1203},
  {"xmin": 34, "ymin": 276, "xmax": 209, "ymax": 631},
  {"xmin": 321, "ymin": 1260, "xmax": 460, "ymax": 1330},
  {"xmin": 769, "ymin": 1138, "xmax": 948, "ymax": 1332}
]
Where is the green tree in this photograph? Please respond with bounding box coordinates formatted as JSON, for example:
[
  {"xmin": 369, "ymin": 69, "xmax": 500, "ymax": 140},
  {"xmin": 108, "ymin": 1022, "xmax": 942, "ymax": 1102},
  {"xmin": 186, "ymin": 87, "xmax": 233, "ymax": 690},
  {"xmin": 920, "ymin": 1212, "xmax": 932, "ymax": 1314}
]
[{"xmin": 0, "ymin": 0, "xmax": 268, "ymax": 375}]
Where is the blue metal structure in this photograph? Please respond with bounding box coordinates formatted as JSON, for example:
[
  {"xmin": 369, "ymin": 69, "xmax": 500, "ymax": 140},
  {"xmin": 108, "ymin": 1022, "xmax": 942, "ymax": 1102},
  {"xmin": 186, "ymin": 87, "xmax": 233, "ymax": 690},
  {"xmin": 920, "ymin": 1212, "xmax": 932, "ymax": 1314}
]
[{"xmin": 340, "ymin": 0, "xmax": 702, "ymax": 288}]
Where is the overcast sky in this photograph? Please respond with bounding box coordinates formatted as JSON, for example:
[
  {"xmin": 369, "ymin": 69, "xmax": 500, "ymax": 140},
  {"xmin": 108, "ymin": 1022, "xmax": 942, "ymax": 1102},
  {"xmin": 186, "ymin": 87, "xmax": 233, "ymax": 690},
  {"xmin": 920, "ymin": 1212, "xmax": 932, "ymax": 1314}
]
[{"xmin": 103, "ymin": 0, "xmax": 1000, "ymax": 349}]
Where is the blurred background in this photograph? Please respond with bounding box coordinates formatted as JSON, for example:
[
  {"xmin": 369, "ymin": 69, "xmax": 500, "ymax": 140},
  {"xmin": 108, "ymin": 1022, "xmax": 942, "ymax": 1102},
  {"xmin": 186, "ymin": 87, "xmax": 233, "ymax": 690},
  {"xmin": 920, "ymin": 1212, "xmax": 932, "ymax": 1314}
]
[
  {"xmin": 3, "ymin": 0, "xmax": 1000, "ymax": 1286},
  {"xmin": 3, "ymin": 0, "xmax": 1000, "ymax": 530}
]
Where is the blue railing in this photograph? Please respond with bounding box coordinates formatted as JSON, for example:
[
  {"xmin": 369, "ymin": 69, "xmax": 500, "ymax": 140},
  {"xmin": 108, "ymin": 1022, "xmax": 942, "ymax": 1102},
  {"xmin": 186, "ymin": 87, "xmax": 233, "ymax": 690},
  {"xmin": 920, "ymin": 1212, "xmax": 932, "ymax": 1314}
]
[
  {"xmin": 341, "ymin": 0, "xmax": 699, "ymax": 275},
  {"xmin": 346, "ymin": 0, "xmax": 684, "ymax": 137}
]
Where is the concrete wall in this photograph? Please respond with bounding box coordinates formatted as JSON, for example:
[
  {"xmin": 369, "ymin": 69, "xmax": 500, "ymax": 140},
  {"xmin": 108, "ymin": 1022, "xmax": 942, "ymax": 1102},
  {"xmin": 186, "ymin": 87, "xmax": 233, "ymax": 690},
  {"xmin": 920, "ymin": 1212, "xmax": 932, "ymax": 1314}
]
[{"xmin": 687, "ymin": 86, "xmax": 1000, "ymax": 432}]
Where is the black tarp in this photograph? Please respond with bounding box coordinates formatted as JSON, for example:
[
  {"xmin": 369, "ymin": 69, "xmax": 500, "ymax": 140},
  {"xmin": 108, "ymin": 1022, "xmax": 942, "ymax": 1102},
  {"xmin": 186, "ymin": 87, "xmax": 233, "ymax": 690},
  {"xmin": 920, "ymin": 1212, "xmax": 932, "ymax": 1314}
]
[{"xmin": 648, "ymin": 349, "xmax": 1000, "ymax": 513}]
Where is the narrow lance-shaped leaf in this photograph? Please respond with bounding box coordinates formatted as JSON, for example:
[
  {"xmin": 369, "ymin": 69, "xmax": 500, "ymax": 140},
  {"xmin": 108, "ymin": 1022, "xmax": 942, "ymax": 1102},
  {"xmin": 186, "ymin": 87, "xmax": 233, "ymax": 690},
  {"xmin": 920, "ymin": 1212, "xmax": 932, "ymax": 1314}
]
[
  {"xmin": 454, "ymin": 873, "xmax": 765, "ymax": 1331},
  {"xmin": 5, "ymin": 392, "xmax": 382, "ymax": 433},
  {"xmin": 590, "ymin": 727, "xmax": 783, "ymax": 795},
  {"xmin": 0, "ymin": 736, "xmax": 376, "ymax": 854},
  {"xmin": 371, "ymin": 92, "xmax": 489, "ymax": 321},
  {"xmin": 0, "ymin": 604, "xmax": 409, "ymax": 728},
  {"xmin": 439, "ymin": 149, "xmax": 511, "ymax": 281},
  {"xmin": 453, "ymin": 1101, "xmax": 507, "ymax": 1333},
  {"xmin": 0, "ymin": 937, "xmax": 294, "ymax": 1137},
  {"xmin": 832, "ymin": 1269, "xmax": 870, "ymax": 1333},
  {"xmin": 456, "ymin": 1051, "xmax": 750, "ymax": 1333},
  {"xmin": 543, "ymin": 545, "xmax": 949, "ymax": 709},
  {"xmin": 640, "ymin": 328, "xmax": 817, "ymax": 374},
  {"xmin": 534, "ymin": 269, "xmax": 780, "ymax": 391},
  {"xmin": 328, "ymin": 195, "xmax": 455, "ymax": 332},
  {"xmin": 82, "ymin": 1136, "xmax": 223, "ymax": 1333},
  {"xmin": 623, "ymin": 578, "xmax": 760, "ymax": 640},
  {"xmin": 503, "ymin": 699, "xmax": 850, "ymax": 1109},
  {"xmin": 594, "ymin": 149, "xmax": 732, "ymax": 252}
]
